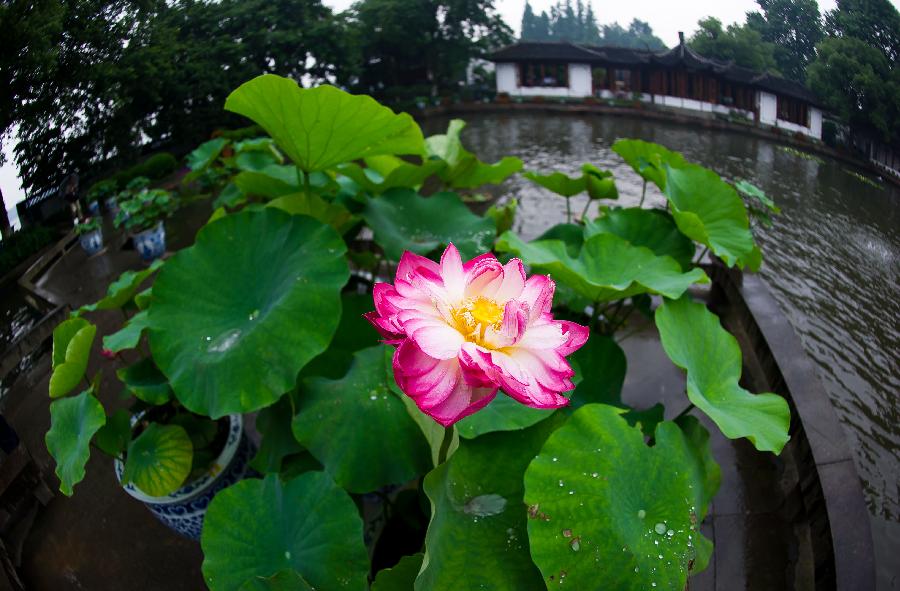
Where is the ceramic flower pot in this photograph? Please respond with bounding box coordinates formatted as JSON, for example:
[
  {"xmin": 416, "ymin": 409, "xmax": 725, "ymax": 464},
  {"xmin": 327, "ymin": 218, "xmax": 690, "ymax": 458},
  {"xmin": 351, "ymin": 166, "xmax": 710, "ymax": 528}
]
[
  {"xmin": 78, "ymin": 228, "xmax": 104, "ymax": 256},
  {"xmin": 114, "ymin": 414, "xmax": 255, "ymax": 540},
  {"xmin": 105, "ymin": 197, "xmax": 119, "ymax": 216},
  {"xmin": 87, "ymin": 200, "xmax": 101, "ymax": 215},
  {"xmin": 133, "ymin": 221, "xmax": 166, "ymax": 261}
]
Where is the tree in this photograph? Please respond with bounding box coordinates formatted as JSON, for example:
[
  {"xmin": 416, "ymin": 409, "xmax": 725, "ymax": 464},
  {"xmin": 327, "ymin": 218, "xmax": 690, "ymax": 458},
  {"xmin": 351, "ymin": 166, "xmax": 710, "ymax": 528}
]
[
  {"xmin": 351, "ymin": 0, "xmax": 512, "ymax": 95},
  {"xmin": 521, "ymin": 1, "xmax": 537, "ymax": 40},
  {"xmin": 520, "ymin": 1, "xmax": 662, "ymax": 48},
  {"xmin": 808, "ymin": 36, "xmax": 899, "ymax": 143},
  {"xmin": 1, "ymin": 0, "xmax": 358, "ymax": 196},
  {"xmin": 824, "ymin": 0, "xmax": 900, "ymax": 65},
  {"xmin": 689, "ymin": 17, "xmax": 780, "ymax": 73},
  {"xmin": 746, "ymin": 0, "xmax": 823, "ymax": 81}
]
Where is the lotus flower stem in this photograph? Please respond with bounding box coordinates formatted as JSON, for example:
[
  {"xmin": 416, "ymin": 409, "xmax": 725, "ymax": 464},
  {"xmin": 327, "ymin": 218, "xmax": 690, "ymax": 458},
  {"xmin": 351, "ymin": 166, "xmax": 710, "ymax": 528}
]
[
  {"xmin": 565, "ymin": 196, "xmax": 572, "ymax": 223},
  {"xmin": 579, "ymin": 197, "xmax": 592, "ymax": 222},
  {"xmin": 437, "ymin": 426, "xmax": 453, "ymax": 465},
  {"xmin": 639, "ymin": 179, "xmax": 647, "ymax": 207}
]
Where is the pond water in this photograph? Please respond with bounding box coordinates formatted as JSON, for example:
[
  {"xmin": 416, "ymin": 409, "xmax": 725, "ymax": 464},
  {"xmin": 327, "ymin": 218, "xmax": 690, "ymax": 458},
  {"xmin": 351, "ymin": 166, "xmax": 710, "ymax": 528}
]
[{"xmin": 429, "ymin": 112, "xmax": 899, "ymax": 589}]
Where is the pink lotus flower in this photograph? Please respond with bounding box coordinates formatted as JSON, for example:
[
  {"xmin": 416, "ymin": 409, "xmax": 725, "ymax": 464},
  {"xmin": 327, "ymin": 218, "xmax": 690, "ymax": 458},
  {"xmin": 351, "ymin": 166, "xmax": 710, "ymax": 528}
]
[{"xmin": 366, "ymin": 244, "xmax": 589, "ymax": 426}]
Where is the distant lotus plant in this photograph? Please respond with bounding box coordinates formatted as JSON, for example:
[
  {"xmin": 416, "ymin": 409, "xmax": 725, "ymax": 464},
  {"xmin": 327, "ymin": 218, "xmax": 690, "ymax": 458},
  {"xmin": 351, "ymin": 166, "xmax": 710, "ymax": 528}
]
[
  {"xmin": 367, "ymin": 244, "xmax": 588, "ymax": 426},
  {"xmin": 44, "ymin": 74, "xmax": 790, "ymax": 591}
]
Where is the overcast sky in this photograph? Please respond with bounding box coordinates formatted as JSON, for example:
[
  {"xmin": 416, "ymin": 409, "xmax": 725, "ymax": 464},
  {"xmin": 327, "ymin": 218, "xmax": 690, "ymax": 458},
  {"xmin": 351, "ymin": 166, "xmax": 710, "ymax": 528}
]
[{"xmin": 0, "ymin": 0, "xmax": 861, "ymax": 213}]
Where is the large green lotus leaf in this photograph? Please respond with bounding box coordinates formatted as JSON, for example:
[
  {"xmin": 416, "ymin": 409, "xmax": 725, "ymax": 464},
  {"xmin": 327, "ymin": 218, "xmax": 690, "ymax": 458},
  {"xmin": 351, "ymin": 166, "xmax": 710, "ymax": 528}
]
[
  {"xmin": 523, "ymin": 170, "xmax": 586, "ymax": 197},
  {"xmin": 425, "ymin": 119, "xmax": 522, "ymax": 189},
  {"xmin": 496, "ymin": 231, "xmax": 708, "ymax": 303},
  {"xmin": 293, "ymin": 346, "xmax": 431, "ymax": 493},
  {"xmin": 536, "ymin": 223, "xmax": 583, "ymax": 257},
  {"xmin": 78, "ymin": 259, "xmax": 164, "ymax": 313},
  {"xmin": 301, "ymin": 292, "xmax": 381, "ymax": 380},
  {"xmin": 337, "ymin": 158, "xmax": 445, "ymax": 195},
  {"xmin": 116, "ymin": 357, "xmax": 172, "ymax": 405},
  {"xmin": 735, "ymin": 179, "xmax": 779, "ymax": 213},
  {"xmin": 250, "ymin": 395, "xmax": 304, "ymax": 474},
  {"xmin": 95, "ymin": 408, "xmax": 132, "ymax": 457},
  {"xmin": 187, "ymin": 138, "xmax": 229, "ymax": 172},
  {"xmin": 655, "ymin": 296, "xmax": 790, "ymax": 453},
  {"xmin": 201, "ymin": 472, "xmax": 369, "ymax": 591},
  {"xmin": 582, "ymin": 164, "xmax": 619, "ymax": 200},
  {"xmin": 663, "ymin": 165, "xmax": 757, "ymax": 268},
  {"xmin": 676, "ymin": 415, "xmax": 722, "ymax": 516},
  {"xmin": 122, "ymin": 423, "xmax": 193, "ymax": 497},
  {"xmin": 52, "ymin": 317, "xmax": 89, "ymax": 368},
  {"xmin": 102, "ymin": 310, "xmax": 149, "ymax": 353},
  {"xmin": 456, "ymin": 394, "xmax": 557, "ymax": 439},
  {"xmin": 267, "ymin": 192, "xmax": 355, "ymax": 234},
  {"xmin": 149, "ymin": 208, "xmax": 349, "ymax": 418},
  {"xmin": 232, "ymin": 166, "xmax": 300, "ymax": 199},
  {"xmin": 524, "ymin": 404, "xmax": 714, "ymax": 590},
  {"xmin": 239, "ymin": 570, "xmax": 314, "ymax": 591},
  {"xmin": 46, "ymin": 390, "xmax": 106, "ymax": 495},
  {"xmin": 49, "ymin": 320, "xmax": 97, "ymax": 398},
  {"xmin": 585, "ymin": 208, "xmax": 695, "ymax": 271},
  {"xmin": 372, "ymin": 554, "xmax": 424, "ymax": 591},
  {"xmin": 225, "ymin": 75, "xmax": 424, "ymax": 172},
  {"xmin": 363, "ymin": 189, "xmax": 496, "ymax": 260},
  {"xmin": 417, "ymin": 418, "xmax": 566, "ymax": 590},
  {"xmin": 485, "ymin": 199, "xmax": 518, "ymax": 235},
  {"xmin": 234, "ymin": 151, "xmax": 282, "ymax": 173},
  {"xmin": 612, "ymin": 139, "xmax": 686, "ymax": 189},
  {"xmin": 395, "ymin": 388, "xmax": 460, "ymax": 467},
  {"xmin": 569, "ymin": 334, "xmax": 626, "ymax": 408}
]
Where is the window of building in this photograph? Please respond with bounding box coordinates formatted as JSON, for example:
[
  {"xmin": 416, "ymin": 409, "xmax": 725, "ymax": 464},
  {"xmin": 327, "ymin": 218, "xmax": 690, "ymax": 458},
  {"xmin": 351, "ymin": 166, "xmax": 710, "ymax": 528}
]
[
  {"xmin": 518, "ymin": 62, "xmax": 569, "ymax": 87},
  {"xmin": 777, "ymin": 95, "xmax": 808, "ymax": 127}
]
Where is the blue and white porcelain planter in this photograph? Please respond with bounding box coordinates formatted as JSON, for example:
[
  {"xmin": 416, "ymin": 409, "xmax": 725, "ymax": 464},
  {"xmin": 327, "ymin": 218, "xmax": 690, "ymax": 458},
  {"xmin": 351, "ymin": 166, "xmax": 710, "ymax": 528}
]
[
  {"xmin": 87, "ymin": 200, "xmax": 101, "ymax": 215},
  {"xmin": 79, "ymin": 228, "xmax": 104, "ymax": 256},
  {"xmin": 114, "ymin": 414, "xmax": 255, "ymax": 540},
  {"xmin": 133, "ymin": 221, "xmax": 166, "ymax": 261},
  {"xmin": 105, "ymin": 197, "xmax": 119, "ymax": 216}
]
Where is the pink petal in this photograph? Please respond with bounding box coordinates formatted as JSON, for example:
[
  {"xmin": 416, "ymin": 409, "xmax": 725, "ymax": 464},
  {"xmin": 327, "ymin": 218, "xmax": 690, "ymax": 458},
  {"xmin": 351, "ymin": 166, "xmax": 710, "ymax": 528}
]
[
  {"xmin": 393, "ymin": 340, "xmax": 497, "ymax": 426},
  {"xmin": 399, "ymin": 312, "xmax": 464, "ymax": 359},
  {"xmin": 464, "ymin": 255, "xmax": 503, "ymax": 297},
  {"xmin": 440, "ymin": 244, "xmax": 466, "ymax": 303},
  {"xmin": 518, "ymin": 275, "xmax": 556, "ymax": 323},
  {"xmin": 363, "ymin": 311, "xmax": 405, "ymax": 342},
  {"xmin": 482, "ymin": 258, "xmax": 527, "ymax": 302},
  {"xmin": 556, "ymin": 321, "xmax": 590, "ymax": 356},
  {"xmin": 396, "ymin": 250, "xmax": 440, "ymax": 283}
]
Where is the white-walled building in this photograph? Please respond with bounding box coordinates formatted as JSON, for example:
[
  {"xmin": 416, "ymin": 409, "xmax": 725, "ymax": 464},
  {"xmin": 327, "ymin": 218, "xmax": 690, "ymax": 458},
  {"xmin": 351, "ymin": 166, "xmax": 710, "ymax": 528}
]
[{"xmin": 489, "ymin": 35, "xmax": 824, "ymax": 140}]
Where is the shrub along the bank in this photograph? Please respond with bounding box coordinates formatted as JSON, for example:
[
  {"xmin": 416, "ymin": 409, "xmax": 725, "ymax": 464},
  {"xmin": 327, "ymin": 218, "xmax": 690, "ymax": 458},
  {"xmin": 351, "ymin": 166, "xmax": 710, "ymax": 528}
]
[{"xmin": 0, "ymin": 225, "xmax": 57, "ymax": 277}]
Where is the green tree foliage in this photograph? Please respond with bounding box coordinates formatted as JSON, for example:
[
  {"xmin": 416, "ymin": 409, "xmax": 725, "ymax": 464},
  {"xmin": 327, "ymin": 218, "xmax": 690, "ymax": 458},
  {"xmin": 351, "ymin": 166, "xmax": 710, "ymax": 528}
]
[
  {"xmin": 1, "ymin": 0, "xmax": 357, "ymax": 197},
  {"xmin": 824, "ymin": 0, "xmax": 900, "ymax": 65},
  {"xmin": 746, "ymin": 0, "xmax": 823, "ymax": 81},
  {"xmin": 602, "ymin": 19, "xmax": 667, "ymax": 50},
  {"xmin": 689, "ymin": 17, "xmax": 780, "ymax": 74},
  {"xmin": 807, "ymin": 37, "xmax": 900, "ymax": 143},
  {"xmin": 520, "ymin": 1, "xmax": 663, "ymax": 48},
  {"xmin": 0, "ymin": 0, "xmax": 140, "ymax": 193},
  {"xmin": 352, "ymin": 0, "xmax": 512, "ymax": 96}
]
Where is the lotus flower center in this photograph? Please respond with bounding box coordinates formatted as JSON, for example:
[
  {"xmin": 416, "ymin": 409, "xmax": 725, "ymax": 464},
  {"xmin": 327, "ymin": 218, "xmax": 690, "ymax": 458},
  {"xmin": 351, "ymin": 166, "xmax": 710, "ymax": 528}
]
[{"xmin": 451, "ymin": 296, "xmax": 504, "ymax": 344}]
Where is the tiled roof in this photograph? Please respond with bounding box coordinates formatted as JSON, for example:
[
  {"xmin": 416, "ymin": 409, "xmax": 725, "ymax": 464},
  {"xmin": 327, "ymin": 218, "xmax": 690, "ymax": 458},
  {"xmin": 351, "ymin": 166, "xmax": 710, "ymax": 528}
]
[{"xmin": 488, "ymin": 40, "xmax": 821, "ymax": 106}]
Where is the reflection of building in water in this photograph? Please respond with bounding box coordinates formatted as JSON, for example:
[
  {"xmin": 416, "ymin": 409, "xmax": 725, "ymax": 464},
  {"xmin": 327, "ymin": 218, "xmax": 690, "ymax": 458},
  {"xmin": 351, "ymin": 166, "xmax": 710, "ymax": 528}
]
[{"xmin": 489, "ymin": 33, "xmax": 824, "ymax": 140}]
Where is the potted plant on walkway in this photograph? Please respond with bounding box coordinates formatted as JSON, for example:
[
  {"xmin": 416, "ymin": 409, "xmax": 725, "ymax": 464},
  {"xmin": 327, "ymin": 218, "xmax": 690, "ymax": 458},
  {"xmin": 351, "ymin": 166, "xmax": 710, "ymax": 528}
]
[
  {"xmin": 114, "ymin": 188, "xmax": 175, "ymax": 261},
  {"xmin": 74, "ymin": 217, "xmax": 103, "ymax": 255}
]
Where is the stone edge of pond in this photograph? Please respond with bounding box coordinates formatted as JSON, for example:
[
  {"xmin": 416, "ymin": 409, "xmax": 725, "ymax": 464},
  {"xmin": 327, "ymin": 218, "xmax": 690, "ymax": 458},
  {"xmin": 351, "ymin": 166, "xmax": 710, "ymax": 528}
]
[
  {"xmin": 421, "ymin": 102, "xmax": 899, "ymax": 189},
  {"xmin": 709, "ymin": 264, "xmax": 876, "ymax": 591}
]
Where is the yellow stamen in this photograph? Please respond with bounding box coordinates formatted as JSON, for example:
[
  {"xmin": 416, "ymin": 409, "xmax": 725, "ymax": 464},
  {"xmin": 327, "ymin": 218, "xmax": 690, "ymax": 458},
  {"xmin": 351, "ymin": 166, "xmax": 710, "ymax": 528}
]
[{"xmin": 451, "ymin": 297, "xmax": 504, "ymax": 347}]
